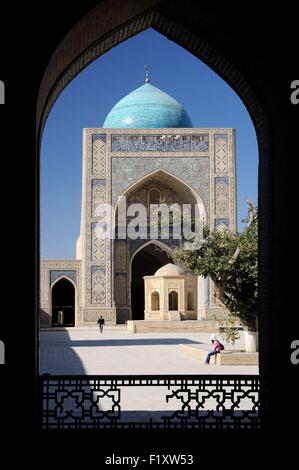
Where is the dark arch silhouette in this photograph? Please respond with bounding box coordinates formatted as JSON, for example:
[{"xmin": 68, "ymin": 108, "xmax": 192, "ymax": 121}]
[
  {"xmin": 38, "ymin": 4, "xmax": 273, "ymax": 390},
  {"xmin": 131, "ymin": 243, "xmax": 171, "ymax": 320},
  {"xmin": 21, "ymin": 1, "xmax": 297, "ymax": 434},
  {"xmin": 37, "ymin": 6, "xmax": 271, "ymax": 353},
  {"xmin": 51, "ymin": 278, "xmax": 75, "ymax": 327},
  {"xmin": 0, "ymin": 0, "xmax": 297, "ymax": 442}
]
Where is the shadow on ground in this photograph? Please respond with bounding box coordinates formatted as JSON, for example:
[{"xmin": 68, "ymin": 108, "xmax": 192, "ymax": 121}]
[
  {"xmin": 39, "ymin": 329, "xmax": 87, "ymax": 373},
  {"xmin": 41, "ymin": 331, "xmax": 202, "ymax": 347},
  {"xmin": 67, "ymin": 338, "xmax": 202, "ymax": 347}
]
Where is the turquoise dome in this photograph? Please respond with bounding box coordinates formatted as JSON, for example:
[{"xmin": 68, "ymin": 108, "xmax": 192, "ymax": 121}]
[{"xmin": 103, "ymin": 82, "xmax": 192, "ymax": 128}]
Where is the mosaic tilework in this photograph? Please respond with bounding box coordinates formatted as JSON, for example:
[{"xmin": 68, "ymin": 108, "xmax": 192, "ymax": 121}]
[
  {"xmin": 91, "ymin": 223, "xmax": 106, "ymax": 264},
  {"xmin": 92, "ymin": 137, "xmax": 106, "ymax": 177},
  {"xmin": 129, "ymin": 238, "xmax": 180, "ymax": 256},
  {"xmin": 111, "ymin": 157, "xmax": 209, "ymax": 211},
  {"xmin": 91, "ymin": 266, "xmax": 106, "ymax": 305},
  {"xmin": 92, "ymin": 134, "xmax": 107, "ymax": 143},
  {"xmin": 92, "ymin": 179, "xmax": 106, "ymax": 218},
  {"xmin": 215, "ymin": 176, "xmax": 229, "ymax": 217},
  {"xmin": 214, "ymin": 134, "xmax": 228, "ymax": 173},
  {"xmin": 116, "ymin": 309, "xmax": 130, "ymax": 324},
  {"xmin": 111, "ymin": 134, "xmax": 209, "ymax": 152},
  {"xmin": 83, "ymin": 309, "xmax": 116, "ymax": 322},
  {"xmin": 50, "ymin": 270, "xmax": 77, "ymax": 286},
  {"xmin": 40, "ymin": 128, "xmax": 236, "ymax": 325}
]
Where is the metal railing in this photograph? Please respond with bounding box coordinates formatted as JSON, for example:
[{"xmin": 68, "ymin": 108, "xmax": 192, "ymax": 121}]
[{"xmin": 40, "ymin": 374, "xmax": 263, "ymax": 430}]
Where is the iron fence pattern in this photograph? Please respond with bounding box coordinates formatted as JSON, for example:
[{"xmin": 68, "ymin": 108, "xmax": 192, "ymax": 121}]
[{"xmin": 40, "ymin": 374, "xmax": 263, "ymax": 430}]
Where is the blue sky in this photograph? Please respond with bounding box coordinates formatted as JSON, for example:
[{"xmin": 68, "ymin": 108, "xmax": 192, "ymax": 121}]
[{"xmin": 41, "ymin": 28, "xmax": 258, "ymax": 259}]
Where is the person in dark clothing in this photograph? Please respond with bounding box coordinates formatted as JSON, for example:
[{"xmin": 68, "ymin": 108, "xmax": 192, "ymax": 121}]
[{"xmin": 97, "ymin": 315, "xmax": 105, "ymax": 334}]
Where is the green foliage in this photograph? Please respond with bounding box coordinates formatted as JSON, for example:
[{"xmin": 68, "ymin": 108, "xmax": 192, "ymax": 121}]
[
  {"xmin": 172, "ymin": 206, "xmax": 258, "ymax": 329},
  {"xmin": 219, "ymin": 316, "xmax": 241, "ymax": 348}
]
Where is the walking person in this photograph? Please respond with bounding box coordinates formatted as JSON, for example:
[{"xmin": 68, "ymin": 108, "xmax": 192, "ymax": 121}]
[
  {"xmin": 97, "ymin": 315, "xmax": 105, "ymax": 334},
  {"xmin": 205, "ymin": 334, "xmax": 224, "ymax": 364}
]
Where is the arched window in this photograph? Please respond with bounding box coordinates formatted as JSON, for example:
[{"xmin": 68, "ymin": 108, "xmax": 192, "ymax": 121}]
[
  {"xmin": 168, "ymin": 290, "xmax": 178, "ymax": 310},
  {"xmin": 187, "ymin": 291, "xmax": 194, "ymax": 310},
  {"xmin": 151, "ymin": 291, "xmax": 160, "ymax": 311}
]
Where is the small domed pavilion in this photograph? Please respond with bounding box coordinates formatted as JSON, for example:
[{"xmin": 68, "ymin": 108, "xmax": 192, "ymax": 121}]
[{"xmin": 143, "ymin": 263, "xmax": 197, "ymax": 321}]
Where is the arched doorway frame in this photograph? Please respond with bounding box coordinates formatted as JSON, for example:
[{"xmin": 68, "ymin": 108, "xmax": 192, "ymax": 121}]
[
  {"xmin": 114, "ymin": 167, "xmax": 207, "ymax": 221},
  {"xmin": 115, "ymin": 169, "xmax": 207, "ymax": 320},
  {"xmin": 129, "ymin": 239, "xmax": 172, "ymax": 320},
  {"xmin": 50, "ymin": 275, "xmax": 77, "ymax": 327},
  {"xmin": 37, "ymin": 3, "xmax": 272, "ymax": 379}
]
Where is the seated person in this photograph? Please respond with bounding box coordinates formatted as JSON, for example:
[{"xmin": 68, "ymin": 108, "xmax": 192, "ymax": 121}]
[{"xmin": 205, "ymin": 334, "xmax": 223, "ymax": 364}]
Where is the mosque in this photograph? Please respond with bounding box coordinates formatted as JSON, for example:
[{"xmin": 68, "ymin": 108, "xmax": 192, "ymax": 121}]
[{"xmin": 40, "ymin": 69, "xmax": 236, "ymax": 327}]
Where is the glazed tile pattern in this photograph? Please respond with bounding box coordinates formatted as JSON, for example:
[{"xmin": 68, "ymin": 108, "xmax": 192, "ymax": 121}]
[
  {"xmin": 50, "ymin": 270, "xmax": 77, "ymax": 286},
  {"xmin": 111, "ymin": 157, "xmax": 210, "ymax": 210},
  {"xmin": 111, "ymin": 134, "xmax": 209, "ymax": 152},
  {"xmin": 103, "ymin": 83, "xmax": 192, "ymax": 129},
  {"xmin": 40, "ymin": 126, "xmax": 236, "ymax": 325}
]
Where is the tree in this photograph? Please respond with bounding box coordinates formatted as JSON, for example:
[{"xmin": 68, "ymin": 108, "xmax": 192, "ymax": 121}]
[
  {"xmin": 172, "ymin": 200, "xmax": 258, "ymax": 352},
  {"xmin": 219, "ymin": 317, "xmax": 241, "ymax": 349}
]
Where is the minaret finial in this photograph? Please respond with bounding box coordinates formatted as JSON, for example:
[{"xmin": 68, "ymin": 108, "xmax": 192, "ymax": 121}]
[{"xmin": 145, "ymin": 64, "xmax": 149, "ymax": 83}]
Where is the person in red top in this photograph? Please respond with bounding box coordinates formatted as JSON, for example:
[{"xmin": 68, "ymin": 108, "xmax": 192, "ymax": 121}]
[{"xmin": 205, "ymin": 334, "xmax": 223, "ymax": 364}]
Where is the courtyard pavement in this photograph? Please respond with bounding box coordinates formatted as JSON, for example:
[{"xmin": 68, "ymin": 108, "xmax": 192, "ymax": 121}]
[
  {"xmin": 40, "ymin": 327, "xmax": 259, "ymax": 420},
  {"xmin": 40, "ymin": 326, "xmax": 258, "ymax": 375}
]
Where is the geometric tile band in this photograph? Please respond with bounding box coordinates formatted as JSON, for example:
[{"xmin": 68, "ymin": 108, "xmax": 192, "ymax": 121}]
[
  {"xmin": 50, "ymin": 270, "xmax": 77, "ymax": 286},
  {"xmin": 214, "ymin": 134, "xmax": 228, "ymax": 173},
  {"xmin": 112, "ymin": 134, "xmax": 209, "ymax": 152},
  {"xmin": 215, "ymin": 176, "xmax": 229, "ymax": 217}
]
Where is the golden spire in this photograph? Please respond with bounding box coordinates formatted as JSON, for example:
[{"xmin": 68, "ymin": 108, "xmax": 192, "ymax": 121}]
[{"xmin": 145, "ymin": 64, "xmax": 150, "ymax": 83}]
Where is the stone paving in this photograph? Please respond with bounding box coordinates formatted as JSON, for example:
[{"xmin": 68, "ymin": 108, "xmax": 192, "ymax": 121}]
[{"xmin": 40, "ymin": 326, "xmax": 259, "ymax": 375}]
